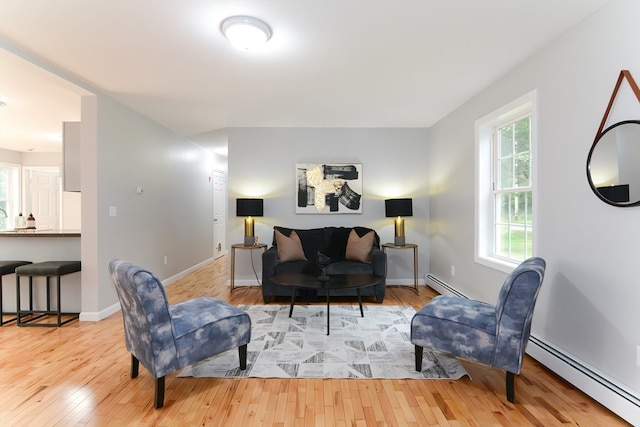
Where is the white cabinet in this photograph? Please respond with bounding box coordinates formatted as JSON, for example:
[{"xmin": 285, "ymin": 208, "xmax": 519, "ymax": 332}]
[{"xmin": 63, "ymin": 121, "xmax": 81, "ymax": 192}]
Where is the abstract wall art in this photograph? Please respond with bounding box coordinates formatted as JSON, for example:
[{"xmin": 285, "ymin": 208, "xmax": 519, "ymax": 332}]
[{"xmin": 295, "ymin": 163, "xmax": 363, "ymax": 214}]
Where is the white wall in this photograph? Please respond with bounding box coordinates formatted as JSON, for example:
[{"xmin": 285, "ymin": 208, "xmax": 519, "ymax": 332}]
[
  {"xmin": 227, "ymin": 127, "xmax": 429, "ymax": 286},
  {"xmin": 427, "ymin": 2, "xmax": 639, "ymax": 423},
  {"xmin": 61, "ymin": 191, "xmax": 81, "ymax": 229},
  {"xmin": 80, "ymin": 93, "xmax": 215, "ymax": 318},
  {"xmin": 0, "ymin": 148, "xmax": 21, "ymax": 164}
]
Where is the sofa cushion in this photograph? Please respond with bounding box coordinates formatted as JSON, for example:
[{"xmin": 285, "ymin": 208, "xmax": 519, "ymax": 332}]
[
  {"xmin": 325, "ymin": 227, "xmax": 352, "ymax": 261},
  {"xmin": 345, "ymin": 229, "xmax": 375, "ymax": 263},
  {"xmin": 275, "ymin": 230, "xmax": 307, "ymax": 262},
  {"xmin": 274, "ymin": 260, "xmax": 320, "ymax": 276},
  {"xmin": 325, "ymin": 260, "xmax": 373, "ymax": 275}
]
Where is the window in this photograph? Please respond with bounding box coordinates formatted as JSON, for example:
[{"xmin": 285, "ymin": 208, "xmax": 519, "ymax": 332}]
[
  {"xmin": 476, "ymin": 91, "xmax": 537, "ymax": 273},
  {"xmin": 0, "ymin": 163, "xmax": 21, "ymax": 230}
]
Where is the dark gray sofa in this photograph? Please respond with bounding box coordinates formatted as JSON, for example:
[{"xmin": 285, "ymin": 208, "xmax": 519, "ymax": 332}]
[{"xmin": 261, "ymin": 226, "xmax": 387, "ymax": 304}]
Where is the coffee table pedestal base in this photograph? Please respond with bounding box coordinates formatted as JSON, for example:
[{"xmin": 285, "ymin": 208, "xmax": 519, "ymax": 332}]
[{"xmin": 288, "ymin": 288, "xmax": 363, "ymax": 335}]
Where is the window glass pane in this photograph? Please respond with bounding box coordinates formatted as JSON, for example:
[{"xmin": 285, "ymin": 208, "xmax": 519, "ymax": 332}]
[
  {"xmin": 509, "ymin": 225, "xmax": 526, "ymax": 260},
  {"xmin": 494, "ymin": 190, "xmax": 533, "ymax": 261},
  {"xmin": 496, "ymin": 193, "xmax": 508, "ymax": 223},
  {"xmin": 499, "ymin": 158, "xmax": 513, "ymax": 189},
  {"xmin": 495, "ymin": 224, "xmax": 510, "ymax": 258},
  {"xmin": 509, "ymin": 193, "xmax": 520, "ymax": 223},
  {"xmin": 514, "ymin": 154, "xmax": 530, "ymax": 187},
  {"xmin": 514, "ymin": 117, "xmax": 530, "ymax": 154},
  {"xmin": 0, "ymin": 168, "xmax": 7, "ymax": 199},
  {"xmin": 517, "ymin": 191, "xmax": 526, "ymax": 223},
  {"xmin": 500, "ymin": 125, "xmax": 513, "ymax": 156},
  {"xmin": 0, "ymin": 201, "xmax": 6, "ymax": 229},
  {"xmin": 514, "ymin": 226, "xmax": 533, "ymax": 261},
  {"xmin": 0, "ymin": 167, "xmax": 7, "ymax": 229},
  {"xmin": 523, "ymin": 191, "xmax": 533, "ymax": 226}
]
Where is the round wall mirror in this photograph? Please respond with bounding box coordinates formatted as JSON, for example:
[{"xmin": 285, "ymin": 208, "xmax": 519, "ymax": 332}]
[{"xmin": 586, "ymin": 120, "xmax": 640, "ymax": 207}]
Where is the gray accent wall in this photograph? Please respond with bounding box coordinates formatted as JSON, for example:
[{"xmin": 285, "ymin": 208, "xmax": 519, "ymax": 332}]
[{"xmin": 226, "ymin": 127, "xmax": 429, "ymax": 286}]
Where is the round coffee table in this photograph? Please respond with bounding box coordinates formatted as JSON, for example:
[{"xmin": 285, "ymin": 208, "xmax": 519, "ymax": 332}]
[{"xmin": 270, "ymin": 273, "xmax": 385, "ymax": 335}]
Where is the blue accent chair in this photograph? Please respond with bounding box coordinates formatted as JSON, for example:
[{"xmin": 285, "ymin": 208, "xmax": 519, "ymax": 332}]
[
  {"xmin": 109, "ymin": 259, "xmax": 251, "ymax": 408},
  {"xmin": 411, "ymin": 257, "xmax": 546, "ymax": 402}
]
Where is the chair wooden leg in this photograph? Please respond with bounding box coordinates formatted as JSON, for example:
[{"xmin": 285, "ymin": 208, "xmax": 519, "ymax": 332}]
[
  {"xmin": 239, "ymin": 344, "xmax": 248, "ymax": 370},
  {"xmin": 154, "ymin": 376, "xmax": 165, "ymax": 409},
  {"xmin": 415, "ymin": 345, "xmax": 423, "ymax": 371},
  {"xmin": 506, "ymin": 371, "xmax": 515, "ymax": 403},
  {"xmin": 131, "ymin": 354, "xmax": 139, "ymax": 378}
]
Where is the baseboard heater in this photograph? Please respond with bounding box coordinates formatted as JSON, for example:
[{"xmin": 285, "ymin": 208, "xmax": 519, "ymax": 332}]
[
  {"xmin": 425, "ymin": 273, "xmax": 467, "ymax": 298},
  {"xmin": 425, "ymin": 273, "xmax": 640, "ymax": 423},
  {"xmin": 527, "ymin": 335, "xmax": 639, "ymax": 409}
]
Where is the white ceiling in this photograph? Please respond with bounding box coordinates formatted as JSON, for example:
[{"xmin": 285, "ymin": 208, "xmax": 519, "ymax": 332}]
[{"xmin": 0, "ymin": 1, "xmax": 607, "ymax": 154}]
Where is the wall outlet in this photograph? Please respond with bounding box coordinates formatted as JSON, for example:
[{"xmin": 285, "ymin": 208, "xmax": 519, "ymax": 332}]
[
  {"xmin": 164, "ymin": 256, "xmax": 168, "ymax": 265},
  {"xmin": 109, "ymin": 206, "xmax": 117, "ymax": 217},
  {"xmin": 450, "ymin": 265, "xmax": 456, "ymax": 276}
]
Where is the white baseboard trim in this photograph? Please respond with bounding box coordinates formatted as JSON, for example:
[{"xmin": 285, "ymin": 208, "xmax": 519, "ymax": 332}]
[
  {"xmin": 79, "ymin": 258, "xmax": 215, "ymax": 322},
  {"xmin": 230, "ymin": 279, "xmax": 263, "ymax": 287},
  {"xmin": 79, "ymin": 302, "xmax": 120, "ymax": 322},
  {"xmin": 425, "ymin": 273, "xmax": 640, "ymax": 426},
  {"xmin": 163, "ymin": 258, "xmax": 213, "ymax": 287}
]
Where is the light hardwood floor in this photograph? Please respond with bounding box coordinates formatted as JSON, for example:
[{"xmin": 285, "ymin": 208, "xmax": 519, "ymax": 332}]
[{"xmin": 0, "ymin": 257, "xmax": 630, "ymax": 426}]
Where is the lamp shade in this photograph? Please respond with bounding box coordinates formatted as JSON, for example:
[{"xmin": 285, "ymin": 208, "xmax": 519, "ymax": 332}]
[
  {"xmin": 385, "ymin": 198, "xmax": 413, "ymax": 217},
  {"xmin": 236, "ymin": 198, "xmax": 264, "ymax": 217}
]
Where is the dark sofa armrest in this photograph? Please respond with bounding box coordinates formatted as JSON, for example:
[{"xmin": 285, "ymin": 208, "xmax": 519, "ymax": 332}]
[
  {"xmin": 262, "ymin": 247, "xmax": 278, "ymax": 278},
  {"xmin": 261, "ymin": 247, "xmax": 279, "ymax": 303},
  {"xmin": 371, "ymin": 247, "xmax": 387, "ymax": 277}
]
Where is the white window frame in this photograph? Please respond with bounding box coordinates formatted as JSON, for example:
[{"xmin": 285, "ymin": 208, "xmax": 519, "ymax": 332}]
[
  {"xmin": 475, "ymin": 90, "xmax": 538, "ymax": 274},
  {"xmin": 0, "ymin": 162, "xmax": 22, "ymax": 230}
]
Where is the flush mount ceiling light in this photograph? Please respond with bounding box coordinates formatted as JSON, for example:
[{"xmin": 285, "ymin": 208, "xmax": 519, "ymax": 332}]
[{"xmin": 221, "ymin": 16, "xmax": 272, "ymax": 51}]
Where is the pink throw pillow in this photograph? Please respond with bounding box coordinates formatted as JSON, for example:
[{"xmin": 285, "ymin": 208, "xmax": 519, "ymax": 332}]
[
  {"xmin": 345, "ymin": 229, "xmax": 374, "ymax": 263},
  {"xmin": 275, "ymin": 230, "xmax": 308, "ymax": 262}
]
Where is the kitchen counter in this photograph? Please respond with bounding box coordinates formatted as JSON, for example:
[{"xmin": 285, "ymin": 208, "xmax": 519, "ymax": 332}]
[
  {"xmin": 0, "ymin": 230, "xmax": 82, "ymax": 312},
  {"xmin": 0, "ymin": 229, "xmax": 81, "ymax": 237}
]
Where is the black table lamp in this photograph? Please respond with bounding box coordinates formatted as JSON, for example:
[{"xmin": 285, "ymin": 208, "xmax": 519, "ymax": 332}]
[
  {"xmin": 385, "ymin": 198, "xmax": 413, "ymax": 246},
  {"xmin": 236, "ymin": 198, "xmax": 264, "ymax": 246}
]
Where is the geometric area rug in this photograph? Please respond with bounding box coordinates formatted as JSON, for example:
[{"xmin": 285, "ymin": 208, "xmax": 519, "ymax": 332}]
[{"xmin": 179, "ymin": 305, "xmax": 469, "ymax": 380}]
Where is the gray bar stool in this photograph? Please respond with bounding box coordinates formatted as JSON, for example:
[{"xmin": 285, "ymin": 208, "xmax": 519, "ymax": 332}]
[
  {"xmin": 0, "ymin": 261, "xmax": 32, "ymax": 325},
  {"xmin": 16, "ymin": 261, "xmax": 81, "ymax": 327}
]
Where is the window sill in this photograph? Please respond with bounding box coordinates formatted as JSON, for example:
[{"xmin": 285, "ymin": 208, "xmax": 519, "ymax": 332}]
[{"xmin": 475, "ymin": 255, "xmax": 518, "ymax": 274}]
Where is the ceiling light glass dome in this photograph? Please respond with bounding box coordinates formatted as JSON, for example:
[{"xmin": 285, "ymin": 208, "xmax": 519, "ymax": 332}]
[{"xmin": 221, "ymin": 16, "xmax": 272, "ymax": 51}]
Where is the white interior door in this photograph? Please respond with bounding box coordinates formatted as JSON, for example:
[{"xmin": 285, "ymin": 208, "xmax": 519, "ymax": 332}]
[
  {"xmin": 213, "ymin": 170, "xmax": 226, "ymax": 259},
  {"xmin": 26, "ymin": 168, "xmax": 60, "ymax": 230}
]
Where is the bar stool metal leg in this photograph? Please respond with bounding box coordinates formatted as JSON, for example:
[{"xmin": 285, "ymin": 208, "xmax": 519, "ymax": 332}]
[
  {"xmin": 0, "ymin": 275, "xmax": 16, "ymax": 325},
  {"xmin": 0, "ymin": 261, "xmax": 32, "ymax": 326},
  {"xmin": 15, "ymin": 261, "xmax": 81, "ymax": 327}
]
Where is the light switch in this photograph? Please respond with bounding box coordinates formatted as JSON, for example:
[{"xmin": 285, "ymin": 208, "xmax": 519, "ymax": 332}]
[{"xmin": 109, "ymin": 206, "xmax": 117, "ymax": 217}]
